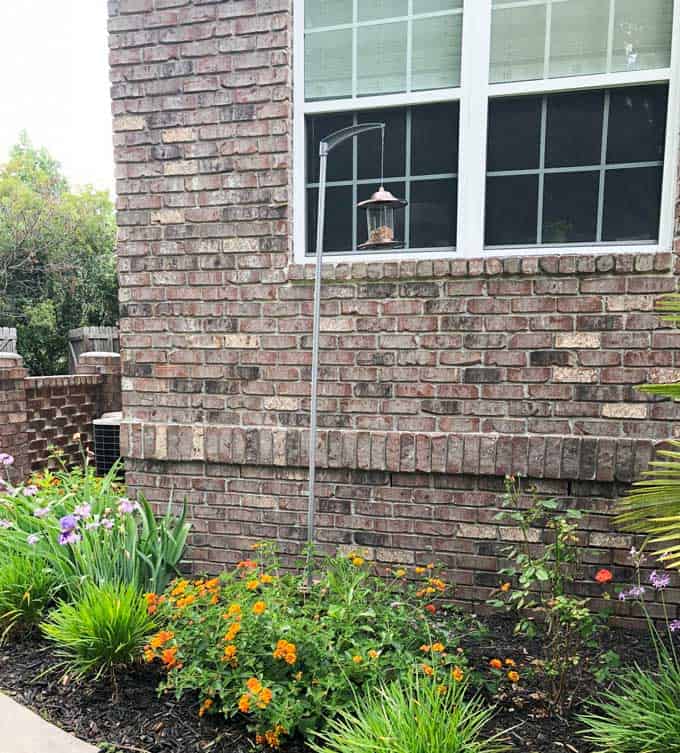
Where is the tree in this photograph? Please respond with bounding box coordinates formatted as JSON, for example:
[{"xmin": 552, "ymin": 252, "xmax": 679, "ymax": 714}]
[
  {"xmin": 0, "ymin": 132, "xmax": 118, "ymax": 374},
  {"xmin": 617, "ymin": 293, "xmax": 680, "ymax": 569}
]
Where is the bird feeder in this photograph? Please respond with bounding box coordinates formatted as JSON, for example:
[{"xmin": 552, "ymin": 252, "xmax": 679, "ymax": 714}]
[{"xmin": 357, "ymin": 186, "xmax": 408, "ymax": 250}]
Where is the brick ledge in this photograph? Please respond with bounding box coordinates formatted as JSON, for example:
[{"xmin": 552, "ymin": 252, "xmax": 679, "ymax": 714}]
[{"xmin": 121, "ymin": 422, "xmax": 655, "ymax": 483}]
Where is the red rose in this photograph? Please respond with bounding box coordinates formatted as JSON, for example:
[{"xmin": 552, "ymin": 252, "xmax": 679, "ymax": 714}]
[{"xmin": 595, "ymin": 568, "xmax": 613, "ymax": 584}]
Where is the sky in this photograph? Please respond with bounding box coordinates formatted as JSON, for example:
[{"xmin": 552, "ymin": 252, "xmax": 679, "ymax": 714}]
[{"xmin": 0, "ymin": 1, "xmax": 115, "ymax": 195}]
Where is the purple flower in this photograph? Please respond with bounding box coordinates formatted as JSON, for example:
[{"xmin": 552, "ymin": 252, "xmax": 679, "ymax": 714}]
[
  {"xmin": 101, "ymin": 518, "xmax": 114, "ymax": 530},
  {"xmin": 0, "ymin": 453, "xmax": 14, "ymax": 466},
  {"xmin": 59, "ymin": 515, "xmax": 78, "ymax": 534},
  {"xmin": 0, "ymin": 519, "xmax": 12, "ymax": 529},
  {"xmin": 34, "ymin": 507, "xmax": 50, "ymax": 518},
  {"xmin": 27, "ymin": 533, "xmax": 39, "ymax": 546},
  {"xmin": 650, "ymin": 570, "xmax": 671, "ymax": 590},
  {"xmin": 22, "ymin": 486, "xmax": 38, "ymax": 497},
  {"xmin": 74, "ymin": 504, "xmax": 91, "ymax": 519},
  {"xmin": 670, "ymin": 620, "xmax": 680, "ymax": 633},
  {"xmin": 58, "ymin": 531, "xmax": 81, "ymax": 546},
  {"xmin": 118, "ymin": 498, "xmax": 139, "ymax": 515},
  {"xmin": 628, "ymin": 585, "xmax": 646, "ymax": 599},
  {"xmin": 618, "ymin": 591, "xmax": 627, "ymax": 601},
  {"xmin": 85, "ymin": 520, "xmax": 101, "ymax": 531}
]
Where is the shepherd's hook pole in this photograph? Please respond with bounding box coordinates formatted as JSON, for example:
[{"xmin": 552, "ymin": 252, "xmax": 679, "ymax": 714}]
[{"xmin": 306, "ymin": 122, "xmax": 385, "ymax": 588}]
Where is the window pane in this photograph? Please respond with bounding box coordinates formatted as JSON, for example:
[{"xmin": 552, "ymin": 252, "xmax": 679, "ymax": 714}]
[
  {"xmin": 414, "ymin": 0, "xmax": 462, "ymax": 10},
  {"xmin": 410, "ymin": 179, "xmax": 457, "ymax": 248},
  {"xmin": 412, "ymin": 14, "xmax": 462, "ymax": 91},
  {"xmin": 487, "ymin": 96, "xmax": 541, "ymax": 171},
  {"xmin": 543, "ymin": 172, "xmax": 599, "ymax": 243},
  {"xmin": 549, "ymin": 0, "xmax": 609, "ymax": 78},
  {"xmin": 307, "ymin": 114, "xmax": 354, "ymax": 183},
  {"xmin": 485, "ymin": 175, "xmax": 539, "ymax": 246},
  {"xmin": 490, "ymin": 3, "xmax": 547, "ymax": 83},
  {"xmin": 546, "ymin": 90, "xmax": 604, "ymax": 168},
  {"xmin": 358, "ymin": 109, "xmax": 406, "ymax": 180},
  {"xmin": 358, "ymin": 0, "xmax": 408, "ymax": 21},
  {"xmin": 607, "ymin": 85, "xmax": 668, "ymax": 164},
  {"xmin": 357, "ymin": 182, "xmax": 406, "ymax": 247},
  {"xmin": 613, "ymin": 0, "xmax": 674, "ymax": 72},
  {"xmin": 308, "ymin": 186, "xmax": 354, "ymax": 253},
  {"xmin": 305, "ymin": 0, "xmax": 353, "ymax": 28},
  {"xmin": 357, "ymin": 22, "xmax": 408, "ymax": 96},
  {"xmin": 305, "ymin": 29, "xmax": 353, "ymax": 101},
  {"xmin": 603, "ymin": 167, "xmax": 663, "ymax": 242},
  {"xmin": 411, "ymin": 102, "xmax": 459, "ymax": 175}
]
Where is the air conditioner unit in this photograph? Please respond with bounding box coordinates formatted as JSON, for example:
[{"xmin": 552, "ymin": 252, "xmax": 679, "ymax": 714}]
[{"xmin": 93, "ymin": 412, "xmax": 122, "ymax": 476}]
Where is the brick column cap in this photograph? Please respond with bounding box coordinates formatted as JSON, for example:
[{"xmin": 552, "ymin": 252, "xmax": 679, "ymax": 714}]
[{"xmin": 0, "ymin": 353, "xmax": 24, "ymax": 368}]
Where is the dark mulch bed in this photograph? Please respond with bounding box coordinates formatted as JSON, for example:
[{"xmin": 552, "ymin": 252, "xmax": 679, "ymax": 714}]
[{"xmin": 0, "ymin": 617, "xmax": 656, "ymax": 753}]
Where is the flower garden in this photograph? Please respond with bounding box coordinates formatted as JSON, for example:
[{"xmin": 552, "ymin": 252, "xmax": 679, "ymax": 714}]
[{"xmin": 0, "ymin": 446, "xmax": 680, "ymax": 753}]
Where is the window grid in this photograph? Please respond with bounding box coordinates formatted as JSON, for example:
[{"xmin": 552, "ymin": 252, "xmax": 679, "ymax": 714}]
[
  {"xmin": 306, "ymin": 108, "xmax": 459, "ymax": 251},
  {"xmin": 293, "ymin": 0, "xmax": 680, "ymax": 262},
  {"xmin": 485, "ymin": 90, "xmax": 665, "ymax": 247},
  {"xmin": 305, "ymin": 3, "xmax": 464, "ymax": 99}
]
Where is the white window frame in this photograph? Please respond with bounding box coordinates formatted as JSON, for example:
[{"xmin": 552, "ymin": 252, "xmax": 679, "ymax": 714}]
[{"xmin": 293, "ymin": 0, "xmax": 680, "ymax": 264}]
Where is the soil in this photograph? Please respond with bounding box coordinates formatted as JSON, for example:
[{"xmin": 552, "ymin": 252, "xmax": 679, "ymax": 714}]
[{"xmin": 0, "ymin": 617, "xmax": 657, "ymax": 753}]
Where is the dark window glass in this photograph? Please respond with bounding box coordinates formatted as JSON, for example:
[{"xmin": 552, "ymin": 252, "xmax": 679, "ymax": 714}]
[
  {"xmin": 607, "ymin": 85, "xmax": 668, "ymax": 164},
  {"xmin": 411, "ymin": 102, "xmax": 459, "ymax": 175},
  {"xmin": 306, "ymin": 103, "xmax": 459, "ymax": 254},
  {"xmin": 357, "ymin": 108, "xmax": 406, "ymax": 180},
  {"xmin": 543, "ymin": 171, "xmax": 599, "ymax": 243},
  {"xmin": 410, "ymin": 179, "xmax": 457, "ymax": 247},
  {"xmin": 306, "ymin": 113, "xmax": 354, "ymax": 182},
  {"xmin": 546, "ymin": 90, "xmax": 604, "ymax": 168},
  {"xmin": 486, "ymin": 175, "xmax": 539, "ymax": 246},
  {"xmin": 487, "ymin": 96, "xmax": 541, "ymax": 171},
  {"xmin": 307, "ymin": 186, "xmax": 354, "ymax": 253},
  {"xmin": 603, "ymin": 167, "xmax": 663, "ymax": 242},
  {"xmin": 485, "ymin": 83, "xmax": 666, "ymax": 247}
]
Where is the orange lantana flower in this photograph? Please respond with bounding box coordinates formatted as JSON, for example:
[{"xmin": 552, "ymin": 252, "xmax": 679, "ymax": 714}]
[{"xmin": 489, "ymin": 658, "xmax": 503, "ymax": 670}]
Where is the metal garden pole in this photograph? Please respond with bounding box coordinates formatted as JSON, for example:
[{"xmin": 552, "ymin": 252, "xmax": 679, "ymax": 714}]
[{"xmin": 306, "ymin": 122, "xmax": 386, "ymax": 587}]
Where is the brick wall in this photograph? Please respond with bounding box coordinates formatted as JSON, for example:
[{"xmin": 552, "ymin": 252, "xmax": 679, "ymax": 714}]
[
  {"xmin": 0, "ymin": 353, "xmax": 121, "ymax": 477},
  {"xmin": 108, "ymin": 1, "xmax": 680, "ymax": 621}
]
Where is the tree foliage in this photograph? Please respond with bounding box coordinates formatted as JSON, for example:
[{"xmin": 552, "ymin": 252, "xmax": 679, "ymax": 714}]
[
  {"xmin": 617, "ymin": 293, "xmax": 680, "ymax": 568},
  {"xmin": 0, "ymin": 132, "xmax": 118, "ymax": 374}
]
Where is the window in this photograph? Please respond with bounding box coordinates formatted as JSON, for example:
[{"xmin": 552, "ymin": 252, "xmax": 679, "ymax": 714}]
[{"xmin": 294, "ymin": 0, "xmax": 679, "ymax": 260}]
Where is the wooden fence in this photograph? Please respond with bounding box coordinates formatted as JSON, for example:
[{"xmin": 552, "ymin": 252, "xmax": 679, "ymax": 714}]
[
  {"xmin": 68, "ymin": 327, "xmax": 119, "ymax": 373},
  {"xmin": 0, "ymin": 328, "xmax": 17, "ymax": 353}
]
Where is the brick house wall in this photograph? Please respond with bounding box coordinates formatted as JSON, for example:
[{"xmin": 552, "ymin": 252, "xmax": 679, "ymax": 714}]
[{"xmin": 108, "ymin": 1, "xmax": 680, "ymax": 623}]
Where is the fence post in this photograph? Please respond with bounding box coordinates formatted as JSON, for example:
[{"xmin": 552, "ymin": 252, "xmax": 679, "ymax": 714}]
[
  {"xmin": 0, "ymin": 353, "xmax": 29, "ymax": 482},
  {"xmin": 0, "ymin": 327, "xmax": 17, "ymax": 354}
]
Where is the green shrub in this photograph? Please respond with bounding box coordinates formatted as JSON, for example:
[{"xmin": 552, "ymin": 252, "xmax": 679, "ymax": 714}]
[
  {"xmin": 146, "ymin": 546, "xmax": 481, "ymax": 747},
  {"xmin": 311, "ymin": 673, "xmax": 508, "ymax": 753},
  {"xmin": 579, "ymin": 647, "xmax": 680, "ymax": 753},
  {"xmin": 0, "ymin": 458, "xmax": 190, "ymax": 596},
  {"xmin": 42, "ymin": 582, "xmax": 155, "ymax": 680},
  {"xmin": 0, "ymin": 553, "xmax": 59, "ymax": 642}
]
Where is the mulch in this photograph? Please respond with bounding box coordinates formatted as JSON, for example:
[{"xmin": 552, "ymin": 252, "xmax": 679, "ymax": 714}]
[{"xmin": 0, "ymin": 616, "xmax": 657, "ymax": 753}]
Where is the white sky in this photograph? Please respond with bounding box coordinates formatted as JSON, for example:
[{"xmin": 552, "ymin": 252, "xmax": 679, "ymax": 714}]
[{"xmin": 0, "ymin": 1, "xmax": 115, "ymax": 195}]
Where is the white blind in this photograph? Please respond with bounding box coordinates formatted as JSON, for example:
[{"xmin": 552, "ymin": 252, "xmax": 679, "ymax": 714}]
[
  {"xmin": 490, "ymin": 0, "xmax": 674, "ymax": 84},
  {"xmin": 304, "ymin": 0, "xmax": 462, "ymax": 100}
]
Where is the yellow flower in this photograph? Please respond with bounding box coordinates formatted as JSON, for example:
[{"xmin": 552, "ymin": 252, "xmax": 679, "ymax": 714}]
[
  {"xmin": 368, "ymin": 649, "xmax": 380, "ymax": 659},
  {"xmin": 225, "ymin": 603, "xmax": 241, "ymax": 618},
  {"xmin": 294, "ymin": 671, "xmax": 303, "ymax": 681},
  {"xmin": 394, "ymin": 568, "xmax": 406, "ymax": 578},
  {"xmin": 150, "ymin": 630, "xmax": 174, "ymax": 649},
  {"xmin": 246, "ymin": 579, "xmax": 260, "ymax": 591},
  {"xmin": 452, "ymin": 666, "xmax": 464, "ymax": 682},
  {"xmin": 222, "ymin": 644, "xmax": 237, "ymax": 661},
  {"xmin": 257, "ymin": 687, "xmax": 273, "ymax": 708},
  {"xmin": 246, "ymin": 677, "xmax": 262, "ymax": 693},
  {"xmin": 198, "ymin": 698, "xmax": 213, "ymax": 717},
  {"xmin": 431, "ymin": 642, "xmax": 445, "ymax": 653},
  {"xmin": 273, "ymin": 639, "xmax": 297, "ymax": 665},
  {"xmin": 489, "ymin": 658, "xmax": 503, "ymax": 670},
  {"xmin": 507, "ymin": 670, "xmax": 520, "ymax": 683},
  {"xmin": 143, "ymin": 648, "xmax": 155, "ymax": 663},
  {"xmin": 420, "ymin": 644, "xmax": 431, "ymax": 653},
  {"xmin": 224, "ymin": 622, "xmax": 241, "ymax": 642},
  {"xmin": 421, "ymin": 663, "xmax": 434, "ymax": 677},
  {"xmin": 171, "ymin": 579, "xmax": 189, "ymax": 597},
  {"xmin": 252, "ymin": 601, "xmax": 266, "ymax": 615},
  {"xmin": 505, "ymin": 658, "xmax": 516, "ymax": 667},
  {"xmin": 427, "ymin": 563, "xmax": 435, "ymax": 570},
  {"xmin": 415, "ymin": 566, "xmax": 426, "ymax": 575},
  {"xmin": 500, "ymin": 582, "xmax": 511, "ymax": 592},
  {"xmin": 260, "ymin": 574, "xmax": 274, "ymax": 584},
  {"xmin": 352, "ymin": 556, "xmax": 365, "ymax": 567},
  {"xmin": 352, "ymin": 655, "xmax": 363, "ymax": 664},
  {"xmin": 437, "ymin": 684, "xmax": 448, "ymax": 695},
  {"xmin": 428, "ymin": 578, "xmax": 446, "ymax": 592}
]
